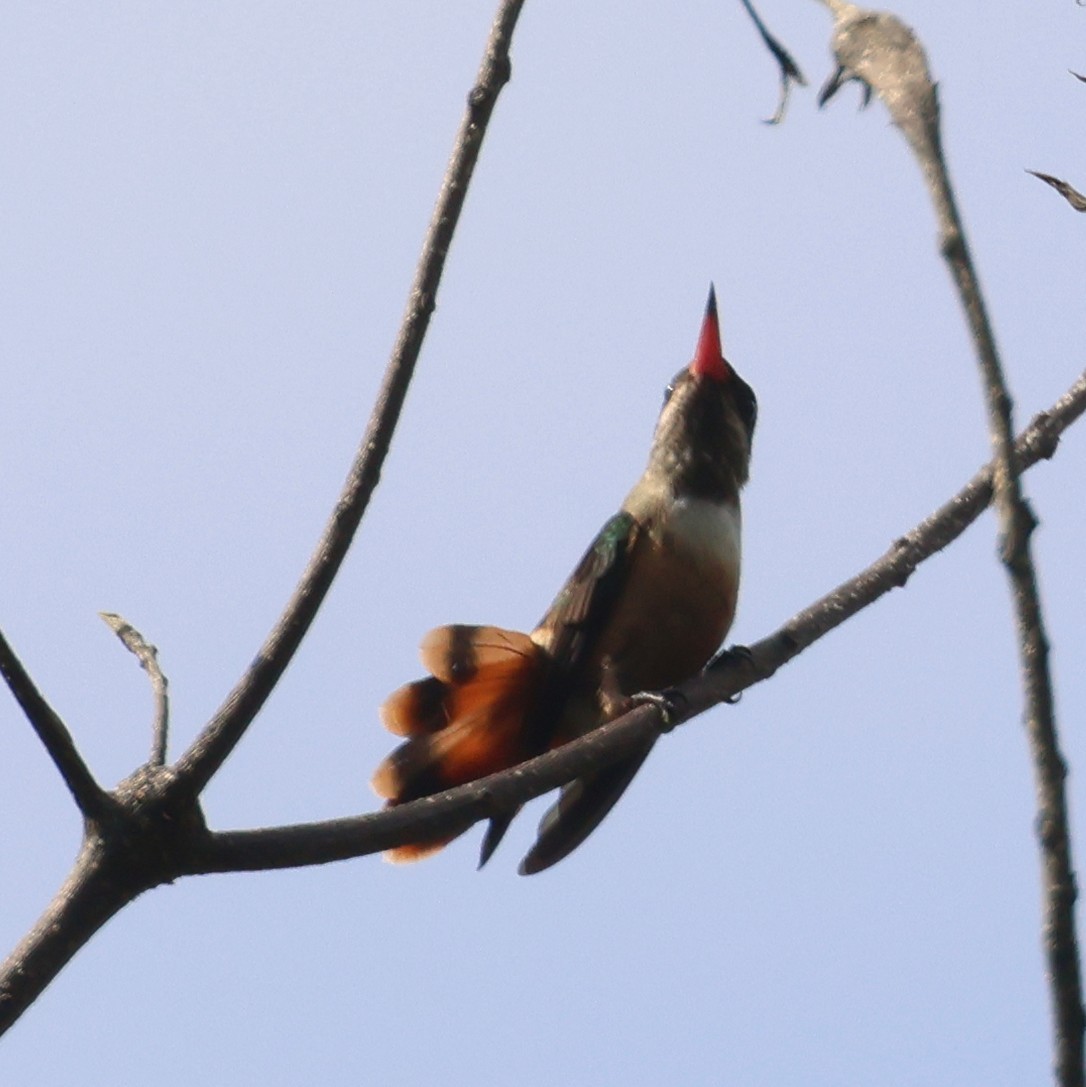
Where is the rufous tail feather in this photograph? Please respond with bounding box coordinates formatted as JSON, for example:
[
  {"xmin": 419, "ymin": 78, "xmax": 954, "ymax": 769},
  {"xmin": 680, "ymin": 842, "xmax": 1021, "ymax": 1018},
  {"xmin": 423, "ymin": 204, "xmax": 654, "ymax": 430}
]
[{"xmin": 372, "ymin": 625, "xmax": 548, "ymax": 863}]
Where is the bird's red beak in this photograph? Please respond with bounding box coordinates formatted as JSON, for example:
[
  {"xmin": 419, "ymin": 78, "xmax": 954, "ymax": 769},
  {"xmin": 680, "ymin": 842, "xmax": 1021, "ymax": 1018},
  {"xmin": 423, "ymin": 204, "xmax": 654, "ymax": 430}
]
[{"xmin": 689, "ymin": 284, "xmax": 731, "ymax": 382}]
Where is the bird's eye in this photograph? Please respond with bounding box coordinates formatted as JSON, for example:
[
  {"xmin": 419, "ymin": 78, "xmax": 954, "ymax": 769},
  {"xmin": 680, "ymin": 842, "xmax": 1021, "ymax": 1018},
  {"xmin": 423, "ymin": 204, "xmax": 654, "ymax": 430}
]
[
  {"xmin": 662, "ymin": 367, "xmax": 686, "ymax": 406},
  {"xmin": 737, "ymin": 382, "xmax": 758, "ymax": 440}
]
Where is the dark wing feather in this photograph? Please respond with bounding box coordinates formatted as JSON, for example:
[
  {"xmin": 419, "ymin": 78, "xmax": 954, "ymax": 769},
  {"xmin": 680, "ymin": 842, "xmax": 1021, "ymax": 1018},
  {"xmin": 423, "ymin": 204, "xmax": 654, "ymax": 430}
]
[
  {"xmin": 477, "ymin": 513, "xmax": 641, "ymax": 869},
  {"xmin": 534, "ymin": 511, "xmax": 640, "ymax": 673},
  {"xmin": 518, "ymin": 736, "xmax": 656, "ymax": 875},
  {"xmin": 516, "ymin": 511, "xmax": 653, "ymax": 874}
]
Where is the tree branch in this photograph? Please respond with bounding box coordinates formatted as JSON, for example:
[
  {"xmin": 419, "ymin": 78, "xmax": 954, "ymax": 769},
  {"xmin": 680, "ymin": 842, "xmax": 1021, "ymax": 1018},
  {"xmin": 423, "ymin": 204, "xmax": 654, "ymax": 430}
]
[
  {"xmin": 0, "ymin": 840, "xmax": 134, "ymax": 1030},
  {"xmin": 99, "ymin": 613, "xmax": 170, "ymax": 767},
  {"xmin": 185, "ymin": 371, "xmax": 1086, "ymax": 876},
  {"xmin": 2, "ymin": 366, "xmax": 1082, "ymax": 1036},
  {"xmin": 0, "ymin": 759, "xmax": 210, "ymax": 1035},
  {"xmin": 818, "ymin": 6, "xmax": 1084, "ymax": 1083},
  {"xmin": 2, "ymin": 2, "xmax": 1082, "ymax": 1060},
  {"xmin": 0, "ymin": 628, "xmax": 110, "ymax": 820},
  {"xmin": 171, "ymin": 0, "xmax": 528, "ymax": 798}
]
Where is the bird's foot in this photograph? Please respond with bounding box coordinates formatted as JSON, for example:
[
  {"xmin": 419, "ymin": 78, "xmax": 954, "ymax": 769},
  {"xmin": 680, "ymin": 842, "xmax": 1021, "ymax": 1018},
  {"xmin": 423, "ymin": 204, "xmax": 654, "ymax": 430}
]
[
  {"xmin": 627, "ymin": 688, "xmax": 687, "ymax": 733},
  {"xmin": 707, "ymin": 644, "xmax": 754, "ymax": 704}
]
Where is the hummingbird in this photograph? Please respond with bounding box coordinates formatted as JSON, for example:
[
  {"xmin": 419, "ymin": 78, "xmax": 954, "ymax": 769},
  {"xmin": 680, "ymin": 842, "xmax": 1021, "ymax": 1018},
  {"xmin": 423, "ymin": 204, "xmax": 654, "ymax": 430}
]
[{"xmin": 372, "ymin": 285, "xmax": 757, "ymax": 874}]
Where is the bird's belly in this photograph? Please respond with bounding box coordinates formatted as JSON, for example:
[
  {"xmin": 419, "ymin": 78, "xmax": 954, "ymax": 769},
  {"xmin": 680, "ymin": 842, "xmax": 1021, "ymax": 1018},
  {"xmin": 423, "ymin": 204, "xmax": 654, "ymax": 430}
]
[{"xmin": 595, "ymin": 526, "xmax": 739, "ymax": 697}]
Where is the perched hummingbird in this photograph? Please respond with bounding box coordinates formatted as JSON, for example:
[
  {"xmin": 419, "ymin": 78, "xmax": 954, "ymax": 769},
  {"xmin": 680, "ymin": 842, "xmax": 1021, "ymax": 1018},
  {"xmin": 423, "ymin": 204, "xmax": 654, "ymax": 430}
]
[{"xmin": 372, "ymin": 285, "xmax": 757, "ymax": 874}]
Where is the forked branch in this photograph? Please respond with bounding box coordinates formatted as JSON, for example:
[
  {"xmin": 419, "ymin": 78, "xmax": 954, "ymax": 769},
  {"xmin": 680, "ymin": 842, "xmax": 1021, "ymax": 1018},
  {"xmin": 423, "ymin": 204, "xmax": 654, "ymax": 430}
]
[{"xmin": 817, "ymin": 5, "xmax": 1083, "ymax": 1083}]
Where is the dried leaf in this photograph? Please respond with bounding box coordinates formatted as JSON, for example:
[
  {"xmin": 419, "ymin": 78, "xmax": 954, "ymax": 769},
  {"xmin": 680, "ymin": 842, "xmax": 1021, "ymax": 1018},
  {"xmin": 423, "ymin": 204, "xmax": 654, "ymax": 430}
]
[{"xmin": 1027, "ymin": 170, "xmax": 1086, "ymax": 213}]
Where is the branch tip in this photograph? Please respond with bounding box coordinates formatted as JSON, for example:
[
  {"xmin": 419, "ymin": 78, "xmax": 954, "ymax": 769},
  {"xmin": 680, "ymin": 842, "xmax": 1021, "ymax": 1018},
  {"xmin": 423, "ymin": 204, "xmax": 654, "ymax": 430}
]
[{"xmin": 100, "ymin": 612, "xmax": 170, "ymax": 766}]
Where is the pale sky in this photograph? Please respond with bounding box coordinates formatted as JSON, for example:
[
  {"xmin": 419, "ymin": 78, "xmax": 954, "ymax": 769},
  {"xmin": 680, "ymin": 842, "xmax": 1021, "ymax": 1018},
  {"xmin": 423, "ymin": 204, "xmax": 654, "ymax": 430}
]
[{"xmin": 2, "ymin": 3, "xmax": 1084, "ymax": 1084}]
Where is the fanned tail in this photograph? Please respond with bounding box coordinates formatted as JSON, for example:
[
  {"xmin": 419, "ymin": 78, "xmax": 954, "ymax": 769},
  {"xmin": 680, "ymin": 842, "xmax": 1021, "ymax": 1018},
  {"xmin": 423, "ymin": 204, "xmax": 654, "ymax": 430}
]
[{"xmin": 372, "ymin": 625, "xmax": 548, "ymax": 863}]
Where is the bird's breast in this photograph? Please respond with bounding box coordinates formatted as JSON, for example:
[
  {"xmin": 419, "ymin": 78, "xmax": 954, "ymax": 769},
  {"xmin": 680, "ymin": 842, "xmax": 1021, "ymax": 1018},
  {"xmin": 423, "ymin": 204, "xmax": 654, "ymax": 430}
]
[{"xmin": 596, "ymin": 495, "xmax": 742, "ymax": 699}]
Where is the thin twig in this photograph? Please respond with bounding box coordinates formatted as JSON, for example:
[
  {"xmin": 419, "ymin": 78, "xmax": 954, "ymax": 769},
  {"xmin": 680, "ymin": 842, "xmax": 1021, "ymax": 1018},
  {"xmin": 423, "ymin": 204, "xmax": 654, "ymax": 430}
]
[
  {"xmin": 172, "ymin": 0, "xmax": 528, "ymax": 798},
  {"xmin": 99, "ymin": 613, "xmax": 170, "ymax": 766},
  {"xmin": 187, "ymin": 372, "xmax": 1086, "ymax": 875},
  {"xmin": 817, "ymin": 6, "xmax": 1084, "ymax": 1084},
  {"xmin": 0, "ymin": 628, "xmax": 109, "ymax": 819},
  {"xmin": 737, "ymin": 0, "xmax": 807, "ymax": 124}
]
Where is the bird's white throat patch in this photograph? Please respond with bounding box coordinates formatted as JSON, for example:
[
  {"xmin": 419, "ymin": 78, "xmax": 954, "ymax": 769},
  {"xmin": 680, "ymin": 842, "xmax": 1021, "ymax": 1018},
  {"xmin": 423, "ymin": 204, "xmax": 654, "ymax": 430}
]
[{"xmin": 659, "ymin": 496, "xmax": 742, "ymax": 568}]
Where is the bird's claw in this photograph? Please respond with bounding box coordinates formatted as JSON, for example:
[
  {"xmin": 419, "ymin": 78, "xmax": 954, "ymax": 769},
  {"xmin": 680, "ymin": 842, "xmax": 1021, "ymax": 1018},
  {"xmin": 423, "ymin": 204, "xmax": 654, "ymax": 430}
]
[
  {"xmin": 708, "ymin": 643, "xmax": 753, "ymax": 669},
  {"xmin": 628, "ymin": 688, "xmax": 687, "ymax": 734},
  {"xmin": 707, "ymin": 644, "xmax": 754, "ymax": 704}
]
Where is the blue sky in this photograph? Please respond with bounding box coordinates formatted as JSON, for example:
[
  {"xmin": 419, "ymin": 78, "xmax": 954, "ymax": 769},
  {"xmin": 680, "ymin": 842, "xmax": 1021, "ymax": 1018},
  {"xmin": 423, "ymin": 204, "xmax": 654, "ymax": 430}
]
[{"xmin": 1, "ymin": 3, "xmax": 1084, "ymax": 1084}]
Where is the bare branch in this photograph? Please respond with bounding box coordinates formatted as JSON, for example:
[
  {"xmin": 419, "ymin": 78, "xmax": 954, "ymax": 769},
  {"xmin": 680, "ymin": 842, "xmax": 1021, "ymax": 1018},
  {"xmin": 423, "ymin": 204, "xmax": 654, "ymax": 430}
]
[
  {"xmin": 817, "ymin": 6, "xmax": 1084, "ymax": 1083},
  {"xmin": 186, "ymin": 371, "xmax": 1086, "ymax": 876},
  {"xmin": 172, "ymin": 0, "xmax": 528, "ymax": 798},
  {"xmin": 0, "ymin": 839, "xmax": 133, "ymax": 1032},
  {"xmin": 2, "ymin": 1, "xmax": 1082, "ymax": 1055},
  {"xmin": 0, "ymin": 757, "xmax": 210, "ymax": 1037},
  {"xmin": 816, "ymin": 2, "xmax": 940, "ymax": 161},
  {"xmin": 0, "ymin": 628, "xmax": 109, "ymax": 820},
  {"xmin": 2, "ymin": 368, "xmax": 1082, "ymax": 1037},
  {"xmin": 99, "ymin": 613, "xmax": 170, "ymax": 766}
]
